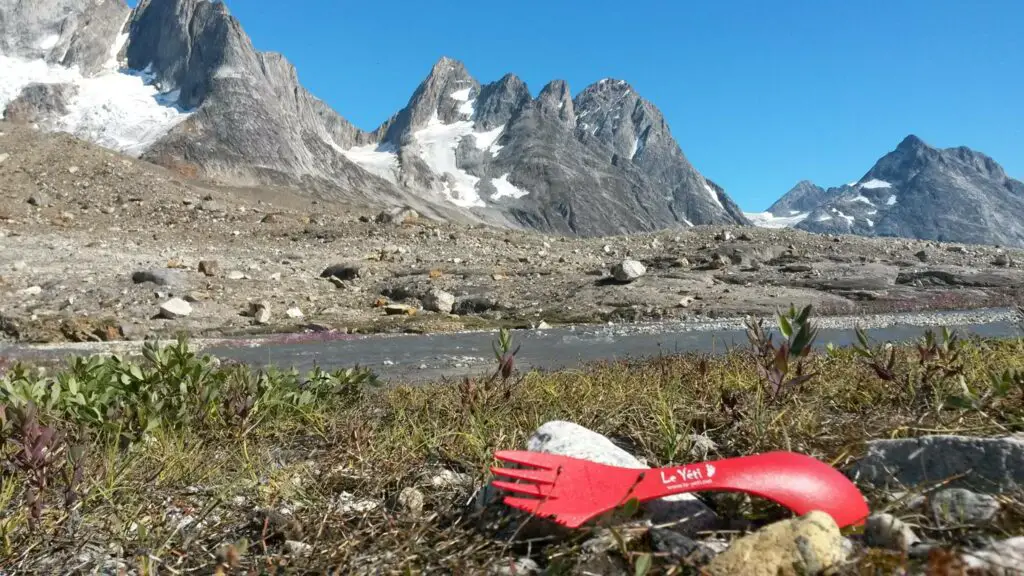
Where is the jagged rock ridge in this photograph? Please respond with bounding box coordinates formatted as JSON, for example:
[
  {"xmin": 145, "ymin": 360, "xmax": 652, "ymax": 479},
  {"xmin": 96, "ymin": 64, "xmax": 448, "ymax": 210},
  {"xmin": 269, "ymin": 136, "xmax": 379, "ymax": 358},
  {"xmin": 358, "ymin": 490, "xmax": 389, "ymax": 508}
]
[{"xmin": 0, "ymin": 0, "xmax": 748, "ymax": 236}]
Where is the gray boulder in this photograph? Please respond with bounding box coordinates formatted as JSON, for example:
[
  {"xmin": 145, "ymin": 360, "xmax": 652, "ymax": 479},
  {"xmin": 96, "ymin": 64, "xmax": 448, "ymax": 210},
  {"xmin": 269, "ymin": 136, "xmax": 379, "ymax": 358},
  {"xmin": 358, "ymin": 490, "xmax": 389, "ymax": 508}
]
[
  {"xmin": 928, "ymin": 488, "xmax": 1000, "ymax": 525},
  {"xmin": 132, "ymin": 268, "xmax": 185, "ymax": 286},
  {"xmin": 849, "ymin": 434, "xmax": 1024, "ymax": 493}
]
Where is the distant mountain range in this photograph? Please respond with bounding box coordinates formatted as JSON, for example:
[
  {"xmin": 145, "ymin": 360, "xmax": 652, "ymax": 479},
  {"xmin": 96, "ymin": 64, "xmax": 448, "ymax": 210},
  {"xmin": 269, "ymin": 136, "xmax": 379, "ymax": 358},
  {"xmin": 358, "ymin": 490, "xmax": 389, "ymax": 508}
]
[
  {"xmin": 745, "ymin": 135, "xmax": 1024, "ymax": 247},
  {"xmin": 2, "ymin": 0, "xmax": 1021, "ymax": 246},
  {"xmin": 0, "ymin": 0, "xmax": 747, "ymax": 236}
]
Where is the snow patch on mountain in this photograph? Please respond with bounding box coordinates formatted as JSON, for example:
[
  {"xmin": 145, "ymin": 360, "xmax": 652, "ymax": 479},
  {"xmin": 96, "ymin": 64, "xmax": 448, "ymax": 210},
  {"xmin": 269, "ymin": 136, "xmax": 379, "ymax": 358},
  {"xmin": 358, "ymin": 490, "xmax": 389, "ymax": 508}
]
[
  {"xmin": 473, "ymin": 125, "xmax": 505, "ymax": 156},
  {"xmin": 449, "ymin": 87, "xmax": 475, "ymax": 117},
  {"xmin": 833, "ymin": 208, "xmax": 854, "ymax": 225},
  {"xmin": 703, "ymin": 180, "xmax": 724, "ymax": 209},
  {"xmin": 37, "ymin": 35, "xmax": 60, "ymax": 50},
  {"xmin": 341, "ymin": 143, "xmax": 400, "ymax": 183},
  {"xmin": 410, "ymin": 113, "xmax": 484, "ymax": 207},
  {"xmin": 631, "ymin": 135, "xmax": 646, "ymax": 160},
  {"xmin": 491, "ymin": 173, "xmax": 529, "ymax": 200},
  {"xmin": 886, "ymin": 195, "xmax": 898, "ymax": 205},
  {"xmin": 105, "ymin": 14, "xmax": 131, "ymax": 70},
  {"xmin": 851, "ymin": 195, "xmax": 874, "ymax": 205},
  {"xmin": 744, "ymin": 211, "xmax": 810, "ymax": 228},
  {"xmin": 0, "ymin": 53, "xmax": 193, "ymax": 157},
  {"xmin": 449, "ymin": 87, "xmax": 472, "ymax": 101},
  {"xmin": 860, "ymin": 179, "xmax": 892, "ymax": 189}
]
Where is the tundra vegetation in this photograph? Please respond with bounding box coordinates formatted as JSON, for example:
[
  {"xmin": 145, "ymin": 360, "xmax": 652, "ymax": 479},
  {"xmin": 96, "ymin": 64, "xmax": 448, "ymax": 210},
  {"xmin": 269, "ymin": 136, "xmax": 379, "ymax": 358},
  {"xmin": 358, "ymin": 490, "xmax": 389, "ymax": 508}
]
[{"xmin": 0, "ymin": 306, "xmax": 1023, "ymax": 574}]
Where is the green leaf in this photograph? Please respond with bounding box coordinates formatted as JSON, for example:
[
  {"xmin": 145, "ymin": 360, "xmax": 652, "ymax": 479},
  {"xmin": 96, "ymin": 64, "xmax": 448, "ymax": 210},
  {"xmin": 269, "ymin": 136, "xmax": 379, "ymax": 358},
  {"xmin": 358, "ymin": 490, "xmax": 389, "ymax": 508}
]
[
  {"xmin": 48, "ymin": 379, "xmax": 62, "ymax": 410},
  {"xmin": 777, "ymin": 313, "xmax": 793, "ymax": 339},
  {"xmin": 634, "ymin": 553, "xmax": 652, "ymax": 576},
  {"xmin": 619, "ymin": 497, "xmax": 640, "ymax": 518},
  {"xmin": 796, "ymin": 304, "xmax": 813, "ymax": 326},
  {"xmin": 944, "ymin": 395, "xmax": 976, "ymax": 410},
  {"xmin": 855, "ymin": 326, "xmax": 870, "ymax": 348},
  {"xmin": 129, "ymin": 364, "xmax": 145, "ymax": 382},
  {"xmin": 791, "ymin": 323, "xmax": 817, "ymax": 357}
]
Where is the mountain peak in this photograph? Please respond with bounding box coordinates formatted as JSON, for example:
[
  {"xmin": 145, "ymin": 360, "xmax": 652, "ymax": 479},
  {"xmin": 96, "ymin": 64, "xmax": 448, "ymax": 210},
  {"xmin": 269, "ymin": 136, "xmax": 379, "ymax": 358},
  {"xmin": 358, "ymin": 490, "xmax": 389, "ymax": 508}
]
[
  {"xmin": 767, "ymin": 180, "xmax": 829, "ymax": 215},
  {"xmin": 580, "ymin": 77, "xmax": 633, "ymax": 95},
  {"xmin": 379, "ymin": 57, "xmax": 480, "ymax": 145},
  {"xmin": 429, "ymin": 56, "xmax": 470, "ymax": 79},
  {"xmin": 474, "ymin": 73, "xmax": 531, "ymax": 130},
  {"xmin": 896, "ymin": 134, "xmax": 929, "ymax": 152},
  {"xmin": 535, "ymin": 80, "xmax": 575, "ymax": 126},
  {"xmin": 432, "ymin": 55, "xmax": 461, "ymax": 69}
]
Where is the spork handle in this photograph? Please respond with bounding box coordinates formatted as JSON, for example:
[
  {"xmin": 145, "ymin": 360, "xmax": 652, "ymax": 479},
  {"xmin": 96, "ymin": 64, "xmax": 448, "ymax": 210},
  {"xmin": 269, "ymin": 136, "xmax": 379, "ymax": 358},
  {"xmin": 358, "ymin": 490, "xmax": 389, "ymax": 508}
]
[{"xmin": 631, "ymin": 451, "xmax": 869, "ymax": 528}]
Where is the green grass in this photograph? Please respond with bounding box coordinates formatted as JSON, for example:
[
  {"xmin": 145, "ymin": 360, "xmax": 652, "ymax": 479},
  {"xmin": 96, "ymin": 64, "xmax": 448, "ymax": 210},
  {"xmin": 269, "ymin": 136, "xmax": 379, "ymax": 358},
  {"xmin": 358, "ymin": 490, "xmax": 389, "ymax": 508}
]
[{"xmin": 2, "ymin": 310, "xmax": 1024, "ymax": 574}]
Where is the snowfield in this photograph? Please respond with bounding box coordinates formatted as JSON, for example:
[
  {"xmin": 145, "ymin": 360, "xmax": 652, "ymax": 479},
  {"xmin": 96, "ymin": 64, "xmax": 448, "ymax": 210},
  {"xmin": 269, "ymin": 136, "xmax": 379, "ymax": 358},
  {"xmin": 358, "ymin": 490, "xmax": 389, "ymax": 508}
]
[
  {"xmin": 407, "ymin": 112, "xmax": 529, "ymax": 208},
  {"xmin": 744, "ymin": 211, "xmax": 810, "ymax": 228},
  {"xmin": 0, "ymin": 47, "xmax": 193, "ymax": 157},
  {"xmin": 860, "ymin": 178, "xmax": 892, "ymax": 189},
  {"xmin": 339, "ymin": 143, "xmax": 400, "ymax": 184}
]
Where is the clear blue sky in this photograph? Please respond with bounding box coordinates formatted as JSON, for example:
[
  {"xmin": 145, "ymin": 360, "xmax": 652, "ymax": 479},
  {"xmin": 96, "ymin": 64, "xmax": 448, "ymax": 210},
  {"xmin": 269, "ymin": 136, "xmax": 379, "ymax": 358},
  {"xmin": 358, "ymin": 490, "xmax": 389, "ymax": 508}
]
[{"xmin": 133, "ymin": 0, "xmax": 1023, "ymax": 211}]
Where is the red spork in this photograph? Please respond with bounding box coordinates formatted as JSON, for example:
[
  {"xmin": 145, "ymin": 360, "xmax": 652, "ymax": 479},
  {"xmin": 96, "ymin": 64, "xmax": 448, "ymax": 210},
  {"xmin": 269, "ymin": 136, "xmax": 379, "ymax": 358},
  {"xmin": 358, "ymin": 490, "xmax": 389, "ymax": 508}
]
[{"xmin": 490, "ymin": 450, "xmax": 869, "ymax": 529}]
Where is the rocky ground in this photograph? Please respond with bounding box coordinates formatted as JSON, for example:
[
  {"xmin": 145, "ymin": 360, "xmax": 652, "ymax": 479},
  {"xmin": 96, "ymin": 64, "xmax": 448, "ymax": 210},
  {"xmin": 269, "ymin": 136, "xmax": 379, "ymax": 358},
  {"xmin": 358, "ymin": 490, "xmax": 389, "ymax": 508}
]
[{"xmin": 2, "ymin": 121, "xmax": 1023, "ymax": 345}]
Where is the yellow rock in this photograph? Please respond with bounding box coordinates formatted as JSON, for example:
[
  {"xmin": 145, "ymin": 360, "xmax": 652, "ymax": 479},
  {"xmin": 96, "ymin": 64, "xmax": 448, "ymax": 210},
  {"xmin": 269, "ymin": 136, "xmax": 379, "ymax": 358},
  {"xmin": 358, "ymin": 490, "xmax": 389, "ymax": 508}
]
[{"xmin": 703, "ymin": 511, "xmax": 844, "ymax": 576}]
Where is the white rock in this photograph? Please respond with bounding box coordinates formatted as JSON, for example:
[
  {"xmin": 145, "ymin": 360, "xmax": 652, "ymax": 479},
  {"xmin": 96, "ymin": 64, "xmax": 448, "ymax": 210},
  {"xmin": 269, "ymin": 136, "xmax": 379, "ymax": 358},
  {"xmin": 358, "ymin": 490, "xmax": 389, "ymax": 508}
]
[
  {"xmin": 522, "ymin": 421, "xmax": 719, "ymax": 533},
  {"xmin": 335, "ymin": 492, "xmax": 380, "ymax": 514},
  {"xmin": 962, "ymin": 536, "xmax": 1024, "ymax": 574},
  {"xmin": 491, "ymin": 557, "xmax": 541, "ymax": 575},
  {"xmin": 226, "ymin": 270, "xmax": 245, "ymax": 280},
  {"xmin": 612, "ymin": 259, "xmax": 646, "ymax": 282},
  {"xmin": 429, "ymin": 470, "xmax": 473, "ymax": 490},
  {"xmin": 285, "ymin": 540, "xmax": 312, "ymax": 557},
  {"xmin": 18, "ymin": 285, "xmax": 42, "ymax": 296},
  {"xmin": 12, "ymin": 261, "xmax": 27, "ymax": 271},
  {"xmin": 864, "ymin": 513, "xmax": 920, "ymax": 551},
  {"xmin": 159, "ymin": 298, "xmax": 192, "ymax": 319},
  {"xmin": 422, "ymin": 289, "xmax": 456, "ymax": 314},
  {"xmin": 249, "ymin": 301, "xmax": 271, "ymax": 324},
  {"xmin": 286, "ymin": 307, "xmax": 304, "ymax": 318}
]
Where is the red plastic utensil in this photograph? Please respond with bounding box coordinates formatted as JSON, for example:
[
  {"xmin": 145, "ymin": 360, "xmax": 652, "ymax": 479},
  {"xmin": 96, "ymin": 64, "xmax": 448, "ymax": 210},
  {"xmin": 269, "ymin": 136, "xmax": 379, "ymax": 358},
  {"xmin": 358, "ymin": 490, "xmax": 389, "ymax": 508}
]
[{"xmin": 490, "ymin": 450, "xmax": 869, "ymax": 529}]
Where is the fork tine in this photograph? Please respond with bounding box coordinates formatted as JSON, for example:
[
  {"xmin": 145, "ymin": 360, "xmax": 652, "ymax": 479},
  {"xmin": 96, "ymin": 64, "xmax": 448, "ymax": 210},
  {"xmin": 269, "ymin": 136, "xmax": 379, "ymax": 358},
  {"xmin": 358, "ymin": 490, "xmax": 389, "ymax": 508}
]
[
  {"xmin": 502, "ymin": 495, "xmax": 553, "ymax": 514},
  {"xmin": 490, "ymin": 466, "xmax": 556, "ymax": 485},
  {"xmin": 491, "ymin": 480, "xmax": 551, "ymax": 498},
  {"xmin": 493, "ymin": 450, "xmax": 564, "ymax": 470},
  {"xmin": 502, "ymin": 496, "xmax": 573, "ymax": 526}
]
